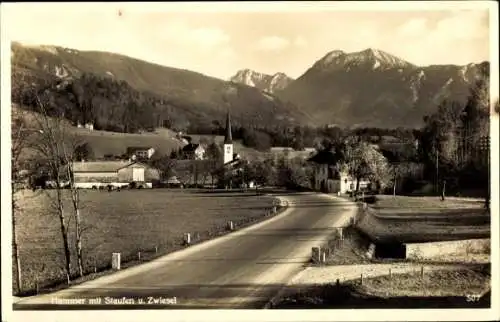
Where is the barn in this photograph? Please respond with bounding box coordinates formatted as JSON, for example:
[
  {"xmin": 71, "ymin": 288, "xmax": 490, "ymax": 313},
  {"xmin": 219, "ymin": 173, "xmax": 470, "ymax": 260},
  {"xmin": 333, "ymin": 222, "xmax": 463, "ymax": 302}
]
[{"xmin": 70, "ymin": 161, "xmax": 159, "ymax": 189}]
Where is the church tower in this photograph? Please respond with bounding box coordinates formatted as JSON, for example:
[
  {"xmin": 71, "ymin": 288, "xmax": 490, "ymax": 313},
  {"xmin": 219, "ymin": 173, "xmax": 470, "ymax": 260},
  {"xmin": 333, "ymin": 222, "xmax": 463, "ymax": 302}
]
[{"xmin": 223, "ymin": 111, "xmax": 233, "ymax": 165}]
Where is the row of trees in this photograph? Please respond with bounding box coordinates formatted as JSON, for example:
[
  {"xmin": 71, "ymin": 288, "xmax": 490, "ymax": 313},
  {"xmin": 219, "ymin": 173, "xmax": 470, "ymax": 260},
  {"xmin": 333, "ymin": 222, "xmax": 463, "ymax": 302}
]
[{"xmin": 419, "ymin": 79, "xmax": 491, "ymax": 196}]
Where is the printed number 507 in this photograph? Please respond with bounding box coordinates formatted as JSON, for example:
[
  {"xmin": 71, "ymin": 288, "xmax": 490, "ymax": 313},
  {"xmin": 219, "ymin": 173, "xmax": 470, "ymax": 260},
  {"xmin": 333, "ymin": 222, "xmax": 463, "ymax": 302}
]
[{"xmin": 466, "ymin": 294, "xmax": 481, "ymax": 302}]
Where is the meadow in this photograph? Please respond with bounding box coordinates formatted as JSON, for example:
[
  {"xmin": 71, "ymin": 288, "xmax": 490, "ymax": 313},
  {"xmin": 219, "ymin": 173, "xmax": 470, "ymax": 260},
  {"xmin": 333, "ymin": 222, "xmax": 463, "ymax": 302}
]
[
  {"xmin": 358, "ymin": 195, "xmax": 491, "ymax": 243},
  {"xmin": 13, "ymin": 189, "xmax": 274, "ymax": 295}
]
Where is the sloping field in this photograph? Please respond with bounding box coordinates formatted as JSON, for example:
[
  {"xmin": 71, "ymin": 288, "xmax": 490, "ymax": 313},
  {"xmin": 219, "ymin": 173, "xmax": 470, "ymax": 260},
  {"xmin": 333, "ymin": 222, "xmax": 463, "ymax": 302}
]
[
  {"xmin": 70, "ymin": 127, "xmax": 183, "ymax": 158},
  {"xmin": 14, "ymin": 106, "xmax": 184, "ymax": 160}
]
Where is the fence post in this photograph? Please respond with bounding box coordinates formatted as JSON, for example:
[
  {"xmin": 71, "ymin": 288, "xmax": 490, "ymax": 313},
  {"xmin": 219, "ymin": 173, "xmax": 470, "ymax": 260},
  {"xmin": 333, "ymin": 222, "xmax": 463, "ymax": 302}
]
[
  {"xmin": 360, "ymin": 273, "xmax": 364, "ymax": 285},
  {"xmin": 337, "ymin": 227, "xmax": 344, "ymax": 240},
  {"xmin": 138, "ymin": 252, "xmax": 141, "ymax": 261},
  {"xmin": 184, "ymin": 233, "xmax": 191, "ymax": 245},
  {"xmin": 94, "ymin": 258, "xmax": 97, "ymax": 273},
  {"xmin": 112, "ymin": 253, "xmax": 121, "ymax": 270},
  {"xmin": 227, "ymin": 221, "xmax": 234, "ymax": 231}
]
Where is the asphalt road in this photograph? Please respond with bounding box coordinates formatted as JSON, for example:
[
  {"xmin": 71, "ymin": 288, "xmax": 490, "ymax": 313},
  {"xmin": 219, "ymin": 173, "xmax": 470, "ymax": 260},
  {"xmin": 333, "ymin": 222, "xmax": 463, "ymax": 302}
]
[{"xmin": 14, "ymin": 192, "xmax": 356, "ymax": 310}]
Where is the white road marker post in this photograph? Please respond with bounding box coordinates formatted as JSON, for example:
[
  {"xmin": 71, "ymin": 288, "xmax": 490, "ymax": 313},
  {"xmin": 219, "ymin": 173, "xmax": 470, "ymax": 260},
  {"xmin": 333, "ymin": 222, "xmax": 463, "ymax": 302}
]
[
  {"xmin": 112, "ymin": 253, "xmax": 121, "ymax": 270},
  {"xmin": 184, "ymin": 233, "xmax": 191, "ymax": 245}
]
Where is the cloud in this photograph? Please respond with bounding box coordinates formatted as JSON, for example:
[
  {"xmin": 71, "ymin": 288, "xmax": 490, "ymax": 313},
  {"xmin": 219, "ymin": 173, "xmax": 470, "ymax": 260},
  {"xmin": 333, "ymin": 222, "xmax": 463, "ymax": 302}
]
[
  {"xmin": 293, "ymin": 36, "xmax": 307, "ymax": 47},
  {"xmin": 255, "ymin": 36, "xmax": 290, "ymax": 52},
  {"xmin": 388, "ymin": 10, "xmax": 489, "ymax": 66},
  {"xmin": 187, "ymin": 27, "xmax": 231, "ymax": 49},
  {"xmin": 433, "ymin": 10, "xmax": 487, "ymax": 40},
  {"xmin": 398, "ymin": 18, "xmax": 428, "ymax": 37}
]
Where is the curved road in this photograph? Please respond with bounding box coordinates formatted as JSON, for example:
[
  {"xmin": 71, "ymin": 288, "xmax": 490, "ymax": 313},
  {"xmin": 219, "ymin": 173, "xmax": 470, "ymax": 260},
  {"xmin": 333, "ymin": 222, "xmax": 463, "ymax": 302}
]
[{"xmin": 14, "ymin": 192, "xmax": 356, "ymax": 310}]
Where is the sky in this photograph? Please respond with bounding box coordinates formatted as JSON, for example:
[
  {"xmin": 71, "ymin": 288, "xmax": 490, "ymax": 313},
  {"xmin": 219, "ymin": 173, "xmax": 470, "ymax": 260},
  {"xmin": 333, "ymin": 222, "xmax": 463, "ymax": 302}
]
[{"xmin": 2, "ymin": 2, "xmax": 493, "ymax": 80}]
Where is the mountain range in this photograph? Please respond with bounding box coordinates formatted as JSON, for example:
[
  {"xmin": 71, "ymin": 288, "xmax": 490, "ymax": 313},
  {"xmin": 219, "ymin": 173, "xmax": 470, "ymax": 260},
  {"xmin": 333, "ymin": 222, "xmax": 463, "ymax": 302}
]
[
  {"xmin": 10, "ymin": 42, "xmax": 313, "ymax": 129},
  {"xmin": 11, "ymin": 42, "xmax": 489, "ymax": 129},
  {"xmin": 231, "ymin": 48, "xmax": 489, "ymax": 128}
]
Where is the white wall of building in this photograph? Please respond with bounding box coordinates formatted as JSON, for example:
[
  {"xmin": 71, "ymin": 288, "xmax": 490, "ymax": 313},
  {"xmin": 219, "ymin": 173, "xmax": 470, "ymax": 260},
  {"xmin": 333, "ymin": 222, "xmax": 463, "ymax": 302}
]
[{"xmin": 223, "ymin": 144, "xmax": 233, "ymax": 164}]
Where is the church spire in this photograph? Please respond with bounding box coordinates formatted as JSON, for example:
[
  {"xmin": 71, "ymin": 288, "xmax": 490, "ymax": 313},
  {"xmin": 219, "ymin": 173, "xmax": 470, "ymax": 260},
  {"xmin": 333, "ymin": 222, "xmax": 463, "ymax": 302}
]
[{"xmin": 224, "ymin": 110, "xmax": 232, "ymax": 144}]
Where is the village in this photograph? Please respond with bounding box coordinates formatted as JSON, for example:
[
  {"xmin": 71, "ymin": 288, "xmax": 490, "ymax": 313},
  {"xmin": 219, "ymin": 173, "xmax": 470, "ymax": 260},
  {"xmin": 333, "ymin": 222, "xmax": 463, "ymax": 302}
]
[{"xmin": 33, "ymin": 111, "xmax": 425, "ymax": 197}]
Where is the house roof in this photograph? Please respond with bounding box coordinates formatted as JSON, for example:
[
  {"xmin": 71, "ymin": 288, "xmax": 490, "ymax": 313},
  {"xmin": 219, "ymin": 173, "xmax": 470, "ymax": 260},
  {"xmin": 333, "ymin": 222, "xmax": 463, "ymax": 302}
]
[
  {"xmin": 72, "ymin": 161, "xmax": 143, "ymax": 173},
  {"xmin": 307, "ymin": 148, "xmax": 342, "ymax": 165},
  {"xmin": 182, "ymin": 143, "xmax": 204, "ymax": 152}
]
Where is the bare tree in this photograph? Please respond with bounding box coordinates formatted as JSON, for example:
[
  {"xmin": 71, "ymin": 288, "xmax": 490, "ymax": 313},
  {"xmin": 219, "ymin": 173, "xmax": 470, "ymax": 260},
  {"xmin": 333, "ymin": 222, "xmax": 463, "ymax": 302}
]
[
  {"xmin": 63, "ymin": 143, "xmax": 84, "ymax": 277},
  {"xmin": 11, "ymin": 109, "xmax": 33, "ymax": 293},
  {"xmin": 28, "ymin": 89, "xmax": 86, "ymax": 280}
]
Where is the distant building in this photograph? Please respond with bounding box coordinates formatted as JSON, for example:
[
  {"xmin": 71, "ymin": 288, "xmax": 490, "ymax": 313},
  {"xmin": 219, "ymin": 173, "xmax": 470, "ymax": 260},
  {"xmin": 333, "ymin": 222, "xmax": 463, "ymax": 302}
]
[
  {"xmin": 69, "ymin": 160, "xmax": 159, "ymax": 189},
  {"xmin": 182, "ymin": 143, "xmax": 206, "ymax": 160},
  {"xmin": 126, "ymin": 147, "xmax": 156, "ymax": 160},
  {"xmin": 308, "ymin": 148, "xmax": 370, "ymax": 194},
  {"xmin": 85, "ymin": 123, "xmax": 94, "ymax": 131},
  {"xmin": 223, "ymin": 112, "xmax": 234, "ymax": 165}
]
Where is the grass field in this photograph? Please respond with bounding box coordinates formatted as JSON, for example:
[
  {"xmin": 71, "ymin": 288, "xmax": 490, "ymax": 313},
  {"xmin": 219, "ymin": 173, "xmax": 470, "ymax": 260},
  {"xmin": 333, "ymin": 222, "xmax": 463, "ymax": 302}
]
[
  {"xmin": 13, "ymin": 189, "xmax": 275, "ymax": 295},
  {"xmin": 70, "ymin": 127, "xmax": 184, "ymax": 158},
  {"xmin": 273, "ymin": 266, "xmax": 490, "ymax": 309},
  {"xmin": 352, "ymin": 266, "xmax": 490, "ymax": 298},
  {"xmin": 357, "ymin": 195, "xmax": 491, "ymax": 243}
]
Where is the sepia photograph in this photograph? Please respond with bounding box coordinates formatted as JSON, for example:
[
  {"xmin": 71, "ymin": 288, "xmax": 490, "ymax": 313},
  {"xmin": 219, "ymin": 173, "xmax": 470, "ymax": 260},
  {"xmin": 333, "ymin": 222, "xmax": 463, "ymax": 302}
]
[{"xmin": 1, "ymin": 1, "xmax": 498, "ymax": 321}]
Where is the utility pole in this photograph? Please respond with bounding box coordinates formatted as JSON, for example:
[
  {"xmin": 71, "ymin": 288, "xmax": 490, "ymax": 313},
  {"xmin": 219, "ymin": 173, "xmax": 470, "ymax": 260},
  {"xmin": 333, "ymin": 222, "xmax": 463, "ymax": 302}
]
[
  {"xmin": 480, "ymin": 136, "xmax": 490, "ymax": 209},
  {"xmin": 436, "ymin": 151, "xmax": 439, "ymax": 195},
  {"xmin": 434, "ymin": 140, "xmax": 439, "ymax": 195}
]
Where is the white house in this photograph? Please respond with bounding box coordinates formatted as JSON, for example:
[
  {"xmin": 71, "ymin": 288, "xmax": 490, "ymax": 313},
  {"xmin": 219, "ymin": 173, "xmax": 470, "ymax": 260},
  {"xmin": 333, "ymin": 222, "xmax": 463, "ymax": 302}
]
[
  {"xmin": 127, "ymin": 147, "xmax": 156, "ymax": 160},
  {"xmin": 69, "ymin": 160, "xmax": 159, "ymax": 189},
  {"xmin": 308, "ymin": 149, "xmax": 371, "ymax": 194},
  {"xmin": 182, "ymin": 143, "xmax": 206, "ymax": 160},
  {"xmin": 85, "ymin": 122, "xmax": 94, "ymax": 131}
]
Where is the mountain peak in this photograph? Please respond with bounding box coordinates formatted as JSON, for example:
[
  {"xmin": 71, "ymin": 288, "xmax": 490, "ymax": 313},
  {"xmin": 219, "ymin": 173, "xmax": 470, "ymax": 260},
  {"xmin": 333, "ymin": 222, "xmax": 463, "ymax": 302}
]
[
  {"xmin": 314, "ymin": 48, "xmax": 414, "ymax": 71},
  {"xmin": 230, "ymin": 69, "xmax": 294, "ymax": 93}
]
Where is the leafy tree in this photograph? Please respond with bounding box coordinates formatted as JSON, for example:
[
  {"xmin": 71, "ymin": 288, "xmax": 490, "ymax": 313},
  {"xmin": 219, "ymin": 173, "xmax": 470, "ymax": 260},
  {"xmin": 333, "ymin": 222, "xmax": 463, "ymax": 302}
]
[
  {"xmin": 336, "ymin": 140, "xmax": 392, "ymax": 192},
  {"xmin": 241, "ymin": 128, "xmax": 272, "ymax": 151},
  {"xmin": 205, "ymin": 142, "xmax": 222, "ymax": 162},
  {"xmin": 149, "ymin": 154, "xmax": 176, "ymax": 180},
  {"xmin": 74, "ymin": 142, "xmax": 94, "ymax": 161}
]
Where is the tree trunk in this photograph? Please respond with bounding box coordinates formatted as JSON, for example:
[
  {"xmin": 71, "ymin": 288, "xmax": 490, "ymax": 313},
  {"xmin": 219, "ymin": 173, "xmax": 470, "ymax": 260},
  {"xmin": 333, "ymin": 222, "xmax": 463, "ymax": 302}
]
[
  {"xmin": 74, "ymin": 207, "xmax": 84, "ymax": 277},
  {"xmin": 393, "ymin": 178, "xmax": 396, "ymax": 196},
  {"xmin": 67, "ymin": 162, "xmax": 84, "ymax": 278},
  {"xmin": 355, "ymin": 176, "xmax": 361, "ymax": 193},
  {"xmin": 12, "ymin": 198, "xmax": 22, "ymax": 293},
  {"xmin": 56, "ymin": 188, "xmax": 72, "ymax": 283},
  {"xmin": 441, "ymin": 180, "xmax": 446, "ymax": 201}
]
